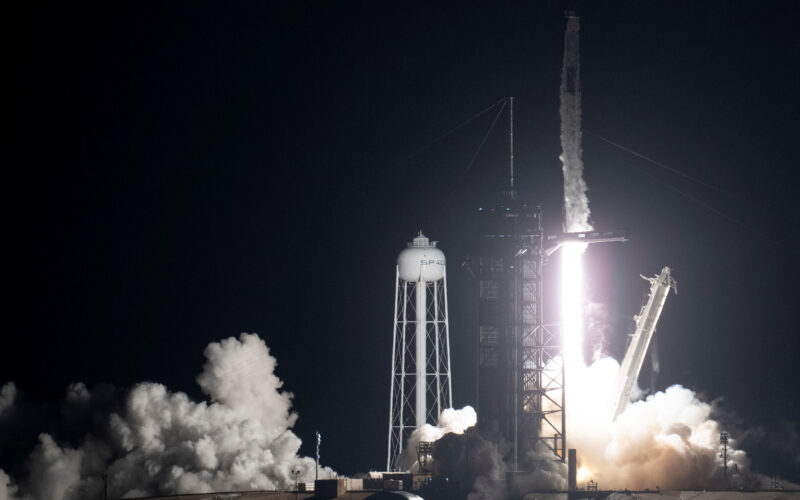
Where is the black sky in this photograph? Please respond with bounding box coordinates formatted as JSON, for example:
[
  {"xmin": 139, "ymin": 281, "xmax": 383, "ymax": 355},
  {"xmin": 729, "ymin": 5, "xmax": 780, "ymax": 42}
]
[{"xmin": 5, "ymin": 1, "xmax": 800, "ymax": 482}]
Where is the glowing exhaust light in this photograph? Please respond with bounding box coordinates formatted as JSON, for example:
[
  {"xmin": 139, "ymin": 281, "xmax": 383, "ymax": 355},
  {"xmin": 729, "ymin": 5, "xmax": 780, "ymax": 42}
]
[
  {"xmin": 576, "ymin": 465, "xmax": 593, "ymax": 483},
  {"xmin": 561, "ymin": 242, "xmax": 587, "ymax": 369}
]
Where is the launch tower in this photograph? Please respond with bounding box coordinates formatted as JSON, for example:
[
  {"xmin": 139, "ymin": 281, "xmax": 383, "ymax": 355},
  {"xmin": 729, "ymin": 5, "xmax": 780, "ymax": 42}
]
[
  {"xmin": 473, "ymin": 202, "xmax": 565, "ymax": 469},
  {"xmin": 387, "ymin": 233, "xmax": 453, "ymax": 471},
  {"xmin": 473, "ymin": 12, "xmax": 627, "ymax": 470}
]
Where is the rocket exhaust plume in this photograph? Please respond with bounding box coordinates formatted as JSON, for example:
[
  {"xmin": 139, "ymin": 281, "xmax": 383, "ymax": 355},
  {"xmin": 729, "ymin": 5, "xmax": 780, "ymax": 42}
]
[
  {"xmin": 0, "ymin": 334, "xmax": 334, "ymax": 500},
  {"xmin": 560, "ymin": 269, "xmax": 756, "ymax": 490},
  {"xmin": 560, "ymin": 14, "xmax": 592, "ymax": 235},
  {"xmin": 559, "ymin": 14, "xmax": 592, "ymax": 374},
  {"xmin": 554, "ymin": 14, "xmax": 763, "ymax": 492}
]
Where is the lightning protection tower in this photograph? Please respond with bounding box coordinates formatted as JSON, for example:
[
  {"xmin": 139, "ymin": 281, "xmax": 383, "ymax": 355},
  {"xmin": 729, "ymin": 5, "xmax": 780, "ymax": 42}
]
[{"xmin": 387, "ymin": 232, "xmax": 453, "ymax": 471}]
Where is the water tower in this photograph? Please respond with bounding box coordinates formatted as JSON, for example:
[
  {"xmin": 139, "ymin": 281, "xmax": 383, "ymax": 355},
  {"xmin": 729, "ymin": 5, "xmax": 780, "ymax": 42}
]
[{"xmin": 386, "ymin": 232, "xmax": 452, "ymax": 471}]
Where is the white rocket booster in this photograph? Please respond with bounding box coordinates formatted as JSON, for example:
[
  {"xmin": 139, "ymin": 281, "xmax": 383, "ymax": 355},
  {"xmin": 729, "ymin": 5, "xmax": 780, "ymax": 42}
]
[{"xmin": 610, "ymin": 266, "xmax": 677, "ymax": 419}]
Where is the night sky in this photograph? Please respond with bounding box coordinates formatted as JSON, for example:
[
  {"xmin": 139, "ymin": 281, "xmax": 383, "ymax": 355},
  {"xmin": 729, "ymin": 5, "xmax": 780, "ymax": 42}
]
[{"xmin": 6, "ymin": 1, "xmax": 799, "ymax": 483}]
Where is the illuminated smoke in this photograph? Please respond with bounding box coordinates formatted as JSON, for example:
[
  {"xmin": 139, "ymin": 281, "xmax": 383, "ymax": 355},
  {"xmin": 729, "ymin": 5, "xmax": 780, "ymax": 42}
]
[
  {"xmin": 0, "ymin": 469, "xmax": 18, "ymax": 500},
  {"xmin": 567, "ymin": 357, "xmax": 751, "ymax": 490},
  {"xmin": 0, "ymin": 334, "xmax": 333, "ymax": 500},
  {"xmin": 561, "ymin": 255, "xmax": 752, "ymax": 489}
]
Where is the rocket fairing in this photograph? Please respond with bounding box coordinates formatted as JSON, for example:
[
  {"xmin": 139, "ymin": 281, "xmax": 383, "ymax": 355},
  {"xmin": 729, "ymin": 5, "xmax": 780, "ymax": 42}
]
[{"xmin": 610, "ymin": 266, "xmax": 677, "ymax": 420}]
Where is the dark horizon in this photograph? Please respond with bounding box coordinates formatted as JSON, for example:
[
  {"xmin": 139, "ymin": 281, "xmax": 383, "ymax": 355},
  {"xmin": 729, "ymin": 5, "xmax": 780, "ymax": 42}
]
[{"xmin": 4, "ymin": 0, "xmax": 799, "ymax": 489}]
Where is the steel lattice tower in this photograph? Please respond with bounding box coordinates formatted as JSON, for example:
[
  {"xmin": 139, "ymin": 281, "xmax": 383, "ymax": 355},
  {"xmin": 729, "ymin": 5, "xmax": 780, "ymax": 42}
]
[
  {"xmin": 387, "ymin": 233, "xmax": 453, "ymax": 471},
  {"xmin": 474, "ymin": 204, "xmax": 565, "ymax": 470}
]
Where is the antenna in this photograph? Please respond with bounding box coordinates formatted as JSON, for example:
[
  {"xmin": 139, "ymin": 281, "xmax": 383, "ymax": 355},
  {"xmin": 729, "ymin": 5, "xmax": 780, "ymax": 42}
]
[
  {"xmin": 720, "ymin": 431, "xmax": 729, "ymax": 488},
  {"xmin": 508, "ymin": 96, "xmax": 515, "ymax": 198}
]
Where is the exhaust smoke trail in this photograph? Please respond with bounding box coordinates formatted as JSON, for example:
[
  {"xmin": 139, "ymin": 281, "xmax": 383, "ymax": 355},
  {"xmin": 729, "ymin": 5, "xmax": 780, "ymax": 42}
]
[{"xmin": 560, "ymin": 14, "xmax": 592, "ymax": 235}]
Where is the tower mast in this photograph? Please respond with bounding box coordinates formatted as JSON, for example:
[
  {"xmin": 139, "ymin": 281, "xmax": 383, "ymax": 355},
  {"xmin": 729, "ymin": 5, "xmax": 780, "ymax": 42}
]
[{"xmin": 509, "ymin": 96, "xmax": 515, "ymax": 198}]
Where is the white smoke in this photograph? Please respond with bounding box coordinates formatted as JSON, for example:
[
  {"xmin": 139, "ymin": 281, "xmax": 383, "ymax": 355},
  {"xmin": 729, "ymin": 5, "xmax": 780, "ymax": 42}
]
[
  {"xmin": 412, "ymin": 405, "xmax": 477, "ymax": 444},
  {"xmin": 0, "ymin": 469, "xmax": 19, "ymax": 500},
  {"xmin": 397, "ymin": 406, "xmax": 477, "ymax": 471},
  {"xmin": 26, "ymin": 435, "xmax": 83, "ymax": 500},
  {"xmin": 0, "ymin": 333, "xmax": 333, "ymax": 500},
  {"xmin": 567, "ymin": 355, "xmax": 751, "ymax": 490},
  {"xmin": 559, "ymin": 15, "xmax": 592, "ymax": 233}
]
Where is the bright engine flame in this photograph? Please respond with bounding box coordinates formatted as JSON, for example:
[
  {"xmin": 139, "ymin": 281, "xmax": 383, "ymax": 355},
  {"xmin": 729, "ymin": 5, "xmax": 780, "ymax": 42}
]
[
  {"xmin": 576, "ymin": 465, "xmax": 594, "ymax": 483},
  {"xmin": 561, "ymin": 242, "xmax": 587, "ymax": 369},
  {"xmin": 558, "ymin": 241, "xmax": 749, "ymax": 491}
]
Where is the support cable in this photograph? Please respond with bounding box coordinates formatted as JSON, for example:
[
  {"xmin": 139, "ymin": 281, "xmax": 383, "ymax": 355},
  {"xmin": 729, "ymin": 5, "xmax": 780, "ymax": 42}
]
[
  {"xmin": 586, "ymin": 132, "xmax": 781, "ymax": 246},
  {"xmin": 585, "ymin": 131, "xmax": 734, "ymax": 196},
  {"xmin": 440, "ymin": 99, "xmax": 509, "ymax": 211},
  {"xmin": 344, "ymin": 99, "xmax": 506, "ymax": 196}
]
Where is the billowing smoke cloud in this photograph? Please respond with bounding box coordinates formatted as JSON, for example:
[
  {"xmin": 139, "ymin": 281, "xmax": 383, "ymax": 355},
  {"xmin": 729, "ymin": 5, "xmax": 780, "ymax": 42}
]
[
  {"xmin": 0, "ymin": 469, "xmax": 19, "ymax": 500},
  {"xmin": 0, "ymin": 334, "xmax": 333, "ymax": 500},
  {"xmin": 396, "ymin": 406, "xmax": 477, "ymax": 472},
  {"xmin": 567, "ymin": 354, "xmax": 752, "ymax": 490},
  {"xmin": 394, "ymin": 360, "xmax": 758, "ymax": 493},
  {"xmin": 25, "ymin": 435, "xmax": 83, "ymax": 500},
  {"xmin": 397, "ymin": 406, "xmax": 509, "ymax": 499},
  {"xmin": 403, "ymin": 407, "xmax": 567, "ymax": 498}
]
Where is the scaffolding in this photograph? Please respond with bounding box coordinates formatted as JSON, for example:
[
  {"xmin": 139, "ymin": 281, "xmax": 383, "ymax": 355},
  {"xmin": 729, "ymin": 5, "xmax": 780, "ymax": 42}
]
[{"xmin": 475, "ymin": 204, "xmax": 565, "ymax": 468}]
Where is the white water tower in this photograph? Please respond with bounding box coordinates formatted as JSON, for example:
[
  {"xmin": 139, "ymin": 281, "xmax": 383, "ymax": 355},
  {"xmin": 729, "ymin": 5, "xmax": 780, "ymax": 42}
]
[{"xmin": 386, "ymin": 232, "xmax": 453, "ymax": 471}]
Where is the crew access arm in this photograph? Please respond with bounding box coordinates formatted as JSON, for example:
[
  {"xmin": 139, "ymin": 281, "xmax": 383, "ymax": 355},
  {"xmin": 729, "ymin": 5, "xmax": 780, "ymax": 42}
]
[{"xmin": 610, "ymin": 267, "xmax": 677, "ymax": 420}]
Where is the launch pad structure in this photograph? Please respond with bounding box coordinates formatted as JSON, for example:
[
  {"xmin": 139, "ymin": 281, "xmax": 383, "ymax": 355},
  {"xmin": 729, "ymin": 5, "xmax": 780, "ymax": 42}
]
[
  {"xmin": 474, "ymin": 201, "xmax": 562, "ymax": 467},
  {"xmin": 610, "ymin": 267, "xmax": 677, "ymax": 420},
  {"xmin": 472, "ymin": 16, "xmax": 629, "ymax": 465},
  {"xmin": 473, "ymin": 200, "xmax": 627, "ymax": 470}
]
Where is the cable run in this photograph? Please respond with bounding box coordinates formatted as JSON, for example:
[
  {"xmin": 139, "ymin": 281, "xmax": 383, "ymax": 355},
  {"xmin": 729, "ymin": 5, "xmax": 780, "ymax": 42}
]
[
  {"xmin": 399, "ymin": 98, "xmax": 508, "ymax": 166},
  {"xmin": 585, "ymin": 130, "xmax": 733, "ymax": 196},
  {"xmin": 439, "ymin": 99, "xmax": 508, "ymax": 213},
  {"xmin": 618, "ymin": 156, "xmax": 781, "ymax": 246}
]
